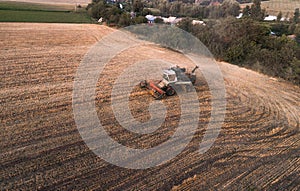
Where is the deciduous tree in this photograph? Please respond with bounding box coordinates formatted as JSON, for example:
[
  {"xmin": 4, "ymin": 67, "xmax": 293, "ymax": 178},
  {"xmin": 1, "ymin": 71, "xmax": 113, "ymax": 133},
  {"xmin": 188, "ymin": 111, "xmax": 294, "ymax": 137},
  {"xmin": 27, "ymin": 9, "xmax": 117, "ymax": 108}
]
[
  {"xmin": 293, "ymin": 8, "xmax": 300, "ymax": 23},
  {"xmin": 250, "ymin": 0, "xmax": 265, "ymax": 21},
  {"xmin": 277, "ymin": 11, "xmax": 282, "ymax": 22}
]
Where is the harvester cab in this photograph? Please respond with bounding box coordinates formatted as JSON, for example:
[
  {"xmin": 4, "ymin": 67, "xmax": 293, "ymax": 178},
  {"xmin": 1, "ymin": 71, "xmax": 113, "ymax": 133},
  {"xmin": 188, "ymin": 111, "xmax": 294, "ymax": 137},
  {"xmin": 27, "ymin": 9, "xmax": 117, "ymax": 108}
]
[{"xmin": 162, "ymin": 69, "xmax": 177, "ymax": 84}]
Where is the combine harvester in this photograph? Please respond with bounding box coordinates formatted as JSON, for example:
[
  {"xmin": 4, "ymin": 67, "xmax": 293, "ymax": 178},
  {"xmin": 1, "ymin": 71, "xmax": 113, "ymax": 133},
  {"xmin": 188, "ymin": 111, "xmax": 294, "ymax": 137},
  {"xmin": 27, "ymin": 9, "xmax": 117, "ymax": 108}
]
[{"xmin": 140, "ymin": 65, "xmax": 199, "ymax": 99}]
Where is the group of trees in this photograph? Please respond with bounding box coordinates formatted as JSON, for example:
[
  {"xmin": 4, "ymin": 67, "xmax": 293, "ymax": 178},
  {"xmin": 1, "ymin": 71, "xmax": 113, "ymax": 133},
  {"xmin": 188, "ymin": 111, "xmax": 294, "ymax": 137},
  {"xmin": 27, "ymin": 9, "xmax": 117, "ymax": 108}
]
[
  {"xmin": 208, "ymin": 0, "xmax": 240, "ymax": 18},
  {"xmin": 242, "ymin": 0, "xmax": 265, "ymax": 20},
  {"xmin": 87, "ymin": 0, "xmax": 242, "ymax": 24},
  {"xmin": 178, "ymin": 17, "xmax": 300, "ymax": 84},
  {"xmin": 177, "ymin": 0, "xmax": 299, "ymax": 84},
  {"xmin": 86, "ymin": 0, "xmax": 148, "ymax": 26},
  {"xmin": 86, "ymin": 0, "xmax": 300, "ymax": 84},
  {"xmin": 87, "ymin": 0, "xmax": 300, "ymax": 26},
  {"xmin": 145, "ymin": 0, "xmax": 240, "ymax": 18}
]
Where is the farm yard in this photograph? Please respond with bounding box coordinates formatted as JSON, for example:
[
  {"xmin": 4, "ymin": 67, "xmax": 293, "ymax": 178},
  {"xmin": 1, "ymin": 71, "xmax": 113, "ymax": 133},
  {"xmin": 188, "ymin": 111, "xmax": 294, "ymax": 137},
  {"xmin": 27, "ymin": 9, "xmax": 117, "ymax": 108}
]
[{"xmin": 0, "ymin": 22, "xmax": 299, "ymax": 190}]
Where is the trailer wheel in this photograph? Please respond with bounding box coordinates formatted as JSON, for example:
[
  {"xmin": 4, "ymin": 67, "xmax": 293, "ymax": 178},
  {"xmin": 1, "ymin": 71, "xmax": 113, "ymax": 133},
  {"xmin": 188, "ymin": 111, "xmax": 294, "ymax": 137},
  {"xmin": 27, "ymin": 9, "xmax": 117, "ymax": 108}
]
[{"xmin": 166, "ymin": 87, "xmax": 175, "ymax": 96}]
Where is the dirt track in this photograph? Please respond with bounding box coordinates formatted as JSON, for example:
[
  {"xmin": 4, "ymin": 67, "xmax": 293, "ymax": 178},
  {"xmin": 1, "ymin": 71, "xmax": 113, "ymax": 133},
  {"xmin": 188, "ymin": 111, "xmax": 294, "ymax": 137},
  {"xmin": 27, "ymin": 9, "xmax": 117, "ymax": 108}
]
[{"xmin": 0, "ymin": 23, "xmax": 299, "ymax": 190}]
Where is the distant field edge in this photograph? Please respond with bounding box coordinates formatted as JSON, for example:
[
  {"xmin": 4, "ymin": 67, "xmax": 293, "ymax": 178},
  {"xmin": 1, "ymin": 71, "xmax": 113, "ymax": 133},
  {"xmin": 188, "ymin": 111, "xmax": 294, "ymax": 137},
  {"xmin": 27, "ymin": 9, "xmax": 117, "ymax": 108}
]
[{"xmin": 0, "ymin": 1, "xmax": 93, "ymax": 23}]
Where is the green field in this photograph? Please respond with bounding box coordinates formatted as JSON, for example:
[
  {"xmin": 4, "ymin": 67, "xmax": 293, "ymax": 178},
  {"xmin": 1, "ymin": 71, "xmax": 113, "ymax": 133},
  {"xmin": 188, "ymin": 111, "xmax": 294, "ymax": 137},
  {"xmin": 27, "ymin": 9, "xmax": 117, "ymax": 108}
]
[{"xmin": 0, "ymin": 1, "xmax": 92, "ymax": 23}]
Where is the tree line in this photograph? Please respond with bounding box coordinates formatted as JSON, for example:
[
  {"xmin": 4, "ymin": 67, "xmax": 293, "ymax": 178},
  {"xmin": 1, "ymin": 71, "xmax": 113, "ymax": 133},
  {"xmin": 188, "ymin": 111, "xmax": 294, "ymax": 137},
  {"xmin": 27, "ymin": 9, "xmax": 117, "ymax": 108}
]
[
  {"xmin": 177, "ymin": 3, "xmax": 300, "ymax": 84},
  {"xmin": 86, "ymin": 0, "xmax": 241, "ymax": 24},
  {"xmin": 86, "ymin": 0, "xmax": 300, "ymax": 85}
]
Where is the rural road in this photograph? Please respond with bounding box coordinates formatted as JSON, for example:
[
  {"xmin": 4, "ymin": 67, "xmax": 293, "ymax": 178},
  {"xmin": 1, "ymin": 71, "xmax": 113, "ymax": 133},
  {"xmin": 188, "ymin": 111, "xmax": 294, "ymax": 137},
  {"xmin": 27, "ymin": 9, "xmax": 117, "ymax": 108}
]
[{"xmin": 0, "ymin": 23, "xmax": 299, "ymax": 190}]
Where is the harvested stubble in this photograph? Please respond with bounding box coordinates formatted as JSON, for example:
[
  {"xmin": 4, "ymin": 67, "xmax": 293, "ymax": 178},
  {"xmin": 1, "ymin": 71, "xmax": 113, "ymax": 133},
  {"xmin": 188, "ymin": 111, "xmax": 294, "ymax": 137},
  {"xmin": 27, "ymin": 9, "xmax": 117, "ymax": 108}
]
[{"xmin": 0, "ymin": 23, "xmax": 299, "ymax": 190}]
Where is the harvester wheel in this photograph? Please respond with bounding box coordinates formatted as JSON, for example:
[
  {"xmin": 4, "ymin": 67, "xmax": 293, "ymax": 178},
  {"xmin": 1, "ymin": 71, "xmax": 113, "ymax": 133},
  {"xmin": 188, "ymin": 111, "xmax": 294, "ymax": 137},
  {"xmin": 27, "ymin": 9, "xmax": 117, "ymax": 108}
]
[
  {"xmin": 166, "ymin": 87, "xmax": 175, "ymax": 96},
  {"xmin": 140, "ymin": 80, "xmax": 147, "ymax": 88}
]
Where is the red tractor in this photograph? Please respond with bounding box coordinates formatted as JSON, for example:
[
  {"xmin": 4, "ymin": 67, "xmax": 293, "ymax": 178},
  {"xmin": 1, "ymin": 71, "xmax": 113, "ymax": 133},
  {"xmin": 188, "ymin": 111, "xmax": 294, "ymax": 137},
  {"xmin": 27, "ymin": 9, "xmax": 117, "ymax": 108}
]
[{"xmin": 140, "ymin": 65, "xmax": 199, "ymax": 99}]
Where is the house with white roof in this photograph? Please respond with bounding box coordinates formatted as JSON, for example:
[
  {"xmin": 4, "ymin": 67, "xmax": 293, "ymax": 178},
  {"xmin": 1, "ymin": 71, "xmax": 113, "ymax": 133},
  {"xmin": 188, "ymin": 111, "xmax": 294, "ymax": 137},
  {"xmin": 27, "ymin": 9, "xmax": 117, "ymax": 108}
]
[{"xmin": 264, "ymin": 15, "xmax": 277, "ymax": 21}]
